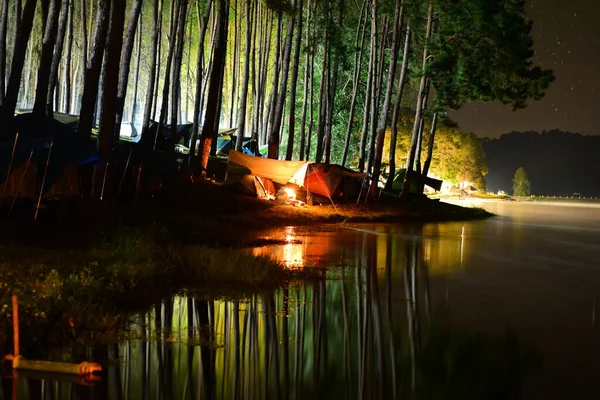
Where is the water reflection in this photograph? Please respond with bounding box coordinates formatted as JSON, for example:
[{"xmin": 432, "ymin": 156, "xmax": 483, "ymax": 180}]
[{"xmin": 2, "ymin": 225, "xmax": 538, "ymax": 399}]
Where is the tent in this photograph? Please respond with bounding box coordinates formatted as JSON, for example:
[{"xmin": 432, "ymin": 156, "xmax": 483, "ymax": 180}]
[
  {"xmin": 216, "ymin": 134, "xmax": 261, "ymax": 157},
  {"xmin": 222, "ymin": 151, "xmax": 366, "ymax": 202},
  {"xmin": 291, "ymin": 163, "xmax": 366, "ymax": 201},
  {"xmin": 0, "ymin": 113, "xmax": 101, "ymax": 200},
  {"xmin": 391, "ymin": 168, "xmax": 443, "ymax": 192},
  {"xmin": 140, "ymin": 120, "xmax": 194, "ymax": 151},
  {"xmin": 222, "ymin": 151, "xmax": 307, "ymax": 197}
]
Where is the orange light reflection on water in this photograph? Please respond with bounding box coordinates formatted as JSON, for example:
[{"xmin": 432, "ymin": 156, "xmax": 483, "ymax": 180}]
[{"xmin": 252, "ymin": 226, "xmax": 306, "ymax": 269}]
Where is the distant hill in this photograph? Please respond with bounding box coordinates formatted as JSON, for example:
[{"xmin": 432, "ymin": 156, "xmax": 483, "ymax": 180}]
[{"xmin": 482, "ymin": 130, "xmax": 600, "ymax": 197}]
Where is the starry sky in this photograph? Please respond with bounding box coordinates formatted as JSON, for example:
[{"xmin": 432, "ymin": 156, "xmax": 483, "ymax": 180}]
[{"xmin": 448, "ymin": 0, "xmax": 599, "ymax": 139}]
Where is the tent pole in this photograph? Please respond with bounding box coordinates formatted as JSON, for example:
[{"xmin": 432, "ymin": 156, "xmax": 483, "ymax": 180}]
[
  {"xmin": 1, "ymin": 132, "xmax": 19, "ymax": 209},
  {"xmin": 134, "ymin": 164, "xmax": 142, "ymax": 204},
  {"xmin": 8, "ymin": 151, "xmax": 34, "ymax": 218},
  {"xmin": 100, "ymin": 162, "xmax": 110, "ymax": 201},
  {"xmin": 115, "ymin": 148, "xmax": 133, "ymax": 204},
  {"xmin": 34, "ymin": 138, "xmax": 54, "ymax": 221}
]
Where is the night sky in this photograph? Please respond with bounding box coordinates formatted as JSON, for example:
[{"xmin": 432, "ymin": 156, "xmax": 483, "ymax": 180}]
[{"xmin": 448, "ymin": 0, "xmax": 599, "ymax": 138}]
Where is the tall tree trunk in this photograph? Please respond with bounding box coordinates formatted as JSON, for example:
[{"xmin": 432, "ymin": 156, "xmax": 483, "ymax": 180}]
[
  {"xmin": 31, "ymin": 0, "xmax": 61, "ymax": 117},
  {"xmin": 401, "ymin": 1, "xmax": 433, "ymax": 199},
  {"xmin": 114, "ymin": 0, "xmax": 143, "ymax": 139},
  {"xmin": 358, "ymin": 6, "xmax": 376, "ymax": 173},
  {"xmin": 366, "ymin": 13, "xmax": 385, "ymax": 174},
  {"xmin": 190, "ymin": 0, "xmax": 212, "ymax": 158},
  {"xmin": 305, "ymin": 50, "xmax": 315, "ymax": 161},
  {"xmin": 130, "ymin": 15, "xmax": 141, "ymax": 125},
  {"xmin": 40, "ymin": 0, "xmax": 49, "ymax": 35},
  {"xmin": 184, "ymin": 6, "xmax": 192, "ymax": 122},
  {"xmin": 151, "ymin": 0, "xmax": 163, "ymax": 121},
  {"xmin": 169, "ymin": 0, "xmax": 188, "ymax": 151},
  {"xmin": 314, "ymin": 45, "xmax": 328, "ymax": 163},
  {"xmin": 228, "ymin": 0, "xmax": 237, "ymax": 128},
  {"xmin": 63, "ymin": 0, "xmax": 73, "ymax": 113},
  {"xmin": 266, "ymin": 11, "xmax": 283, "ymax": 159},
  {"xmin": 324, "ymin": 0, "xmax": 344, "ymax": 164},
  {"xmin": 141, "ymin": 0, "xmax": 160, "ymax": 136},
  {"xmin": 385, "ymin": 25, "xmax": 411, "ymax": 191},
  {"xmin": 199, "ymin": 0, "xmax": 228, "ymax": 175},
  {"xmin": 368, "ymin": 0, "xmax": 404, "ymax": 200},
  {"xmin": 20, "ymin": 31, "xmax": 33, "ymax": 109},
  {"xmin": 299, "ymin": 0, "xmax": 311, "ymax": 161},
  {"xmin": 45, "ymin": 0, "xmax": 68, "ymax": 116},
  {"xmin": 414, "ymin": 77, "xmax": 431, "ymax": 174},
  {"xmin": 78, "ymin": 0, "xmax": 111, "ymax": 138},
  {"xmin": 341, "ymin": 0, "xmax": 367, "ymax": 167},
  {"xmin": 421, "ymin": 112, "xmax": 437, "ymax": 181},
  {"xmin": 98, "ymin": 0, "xmax": 126, "ymax": 160},
  {"xmin": 158, "ymin": 0, "xmax": 180, "ymax": 133},
  {"xmin": 234, "ymin": 0, "xmax": 252, "ymax": 152},
  {"xmin": 285, "ymin": 0, "xmax": 303, "ymax": 160},
  {"xmin": 80, "ymin": 0, "xmax": 87, "ymax": 64},
  {"xmin": 0, "ymin": 0, "xmax": 10, "ymax": 105},
  {"xmin": 270, "ymin": 6, "xmax": 295, "ymax": 159}
]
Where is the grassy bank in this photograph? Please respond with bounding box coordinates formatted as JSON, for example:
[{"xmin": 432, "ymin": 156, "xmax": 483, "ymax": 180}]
[{"xmin": 0, "ymin": 226, "xmax": 306, "ymax": 358}]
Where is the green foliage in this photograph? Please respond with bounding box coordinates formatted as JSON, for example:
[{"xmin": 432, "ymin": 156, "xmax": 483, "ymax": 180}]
[
  {"xmin": 383, "ymin": 110, "xmax": 488, "ymax": 190},
  {"xmin": 428, "ymin": 0, "xmax": 554, "ymax": 110},
  {"xmin": 513, "ymin": 166, "xmax": 531, "ymax": 196}
]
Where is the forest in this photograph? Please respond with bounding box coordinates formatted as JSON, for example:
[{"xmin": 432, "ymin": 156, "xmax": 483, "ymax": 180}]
[
  {"xmin": 484, "ymin": 130, "xmax": 600, "ymax": 197},
  {"xmin": 0, "ymin": 0, "xmax": 553, "ymax": 199}
]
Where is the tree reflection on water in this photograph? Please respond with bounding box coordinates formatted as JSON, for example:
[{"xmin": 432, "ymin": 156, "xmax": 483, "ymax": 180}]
[{"xmin": 3, "ymin": 227, "xmax": 540, "ymax": 399}]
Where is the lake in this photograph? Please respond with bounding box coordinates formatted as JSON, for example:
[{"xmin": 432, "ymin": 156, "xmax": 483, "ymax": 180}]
[{"xmin": 7, "ymin": 200, "xmax": 600, "ymax": 399}]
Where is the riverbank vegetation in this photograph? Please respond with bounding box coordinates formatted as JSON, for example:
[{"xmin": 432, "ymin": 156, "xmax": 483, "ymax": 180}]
[{"xmin": 0, "ymin": 224, "xmax": 308, "ymax": 358}]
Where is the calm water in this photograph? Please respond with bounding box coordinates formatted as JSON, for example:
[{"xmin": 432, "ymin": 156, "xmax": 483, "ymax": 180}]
[{"xmin": 6, "ymin": 201, "xmax": 600, "ymax": 399}]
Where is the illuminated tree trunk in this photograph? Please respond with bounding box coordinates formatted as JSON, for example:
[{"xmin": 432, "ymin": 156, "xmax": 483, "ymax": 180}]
[
  {"xmin": 385, "ymin": 25, "xmax": 411, "ymax": 191},
  {"xmin": 169, "ymin": 0, "xmax": 188, "ymax": 151},
  {"xmin": 114, "ymin": 0, "xmax": 143, "ymax": 138},
  {"xmin": 401, "ymin": 1, "xmax": 433, "ymax": 199},
  {"xmin": 46, "ymin": 0, "xmax": 68, "ymax": 115},
  {"xmin": 130, "ymin": 16, "xmax": 141, "ymax": 125},
  {"xmin": 357, "ymin": 1, "xmax": 376, "ymax": 173},
  {"xmin": 285, "ymin": 0, "xmax": 303, "ymax": 160},
  {"xmin": 366, "ymin": 13, "xmax": 384, "ymax": 174},
  {"xmin": 63, "ymin": 0, "xmax": 73, "ymax": 113},
  {"xmin": 314, "ymin": 40, "xmax": 328, "ymax": 163},
  {"xmin": 190, "ymin": 0, "xmax": 212, "ymax": 158},
  {"xmin": 199, "ymin": 0, "xmax": 228, "ymax": 175},
  {"xmin": 266, "ymin": 11, "xmax": 282, "ymax": 159},
  {"xmin": 98, "ymin": 0, "xmax": 126, "ymax": 160},
  {"xmin": 235, "ymin": 0, "xmax": 252, "ymax": 152},
  {"xmin": 270, "ymin": 5, "xmax": 295, "ymax": 160},
  {"xmin": 141, "ymin": 0, "xmax": 160, "ymax": 136},
  {"xmin": 421, "ymin": 112, "xmax": 438, "ymax": 183},
  {"xmin": 0, "ymin": 0, "xmax": 9, "ymax": 105},
  {"xmin": 341, "ymin": 0, "xmax": 367, "ymax": 167},
  {"xmin": 32, "ymin": 0, "xmax": 61, "ymax": 117},
  {"xmin": 229, "ymin": 0, "xmax": 238, "ymax": 128},
  {"xmin": 158, "ymin": 0, "xmax": 181, "ymax": 133},
  {"xmin": 299, "ymin": 0, "xmax": 312, "ymax": 161},
  {"xmin": 78, "ymin": 0, "xmax": 111, "ymax": 138},
  {"xmin": 368, "ymin": 0, "xmax": 404, "ymax": 200}
]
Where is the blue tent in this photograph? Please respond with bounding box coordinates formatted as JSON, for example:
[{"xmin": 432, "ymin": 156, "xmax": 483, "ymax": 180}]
[{"xmin": 0, "ymin": 113, "xmax": 101, "ymax": 199}]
